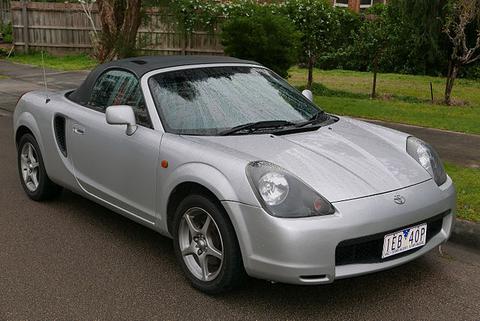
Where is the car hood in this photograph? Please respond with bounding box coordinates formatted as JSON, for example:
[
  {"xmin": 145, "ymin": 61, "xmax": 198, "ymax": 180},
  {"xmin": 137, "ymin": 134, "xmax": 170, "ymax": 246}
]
[{"xmin": 184, "ymin": 118, "xmax": 431, "ymax": 202}]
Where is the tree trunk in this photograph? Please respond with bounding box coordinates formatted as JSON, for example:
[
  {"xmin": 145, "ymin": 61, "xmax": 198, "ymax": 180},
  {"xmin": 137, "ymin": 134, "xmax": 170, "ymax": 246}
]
[
  {"xmin": 120, "ymin": 0, "xmax": 142, "ymax": 58},
  {"xmin": 96, "ymin": 0, "xmax": 142, "ymax": 62},
  {"xmin": 96, "ymin": 0, "xmax": 116, "ymax": 62},
  {"xmin": 371, "ymin": 70, "xmax": 377, "ymax": 98},
  {"xmin": 444, "ymin": 60, "xmax": 459, "ymax": 105},
  {"xmin": 371, "ymin": 56, "xmax": 379, "ymax": 98},
  {"xmin": 307, "ymin": 55, "xmax": 315, "ymax": 90}
]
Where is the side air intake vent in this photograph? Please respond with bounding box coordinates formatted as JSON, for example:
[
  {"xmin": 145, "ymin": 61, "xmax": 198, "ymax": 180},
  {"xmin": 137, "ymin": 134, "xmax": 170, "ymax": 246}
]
[{"xmin": 54, "ymin": 115, "xmax": 67, "ymax": 157}]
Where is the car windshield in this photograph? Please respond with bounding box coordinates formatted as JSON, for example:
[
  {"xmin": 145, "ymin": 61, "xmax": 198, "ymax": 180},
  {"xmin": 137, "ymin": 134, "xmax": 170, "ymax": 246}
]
[{"xmin": 148, "ymin": 66, "xmax": 323, "ymax": 135}]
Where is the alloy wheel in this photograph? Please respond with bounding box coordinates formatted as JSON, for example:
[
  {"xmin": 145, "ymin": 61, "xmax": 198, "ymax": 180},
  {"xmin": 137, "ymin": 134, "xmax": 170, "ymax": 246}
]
[
  {"xmin": 178, "ymin": 207, "xmax": 224, "ymax": 282},
  {"xmin": 20, "ymin": 142, "xmax": 40, "ymax": 192}
]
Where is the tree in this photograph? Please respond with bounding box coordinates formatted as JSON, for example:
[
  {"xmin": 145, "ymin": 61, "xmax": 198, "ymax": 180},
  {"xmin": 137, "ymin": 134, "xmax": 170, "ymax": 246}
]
[
  {"xmin": 95, "ymin": 0, "xmax": 143, "ymax": 62},
  {"xmin": 319, "ymin": 8, "xmax": 360, "ymax": 70},
  {"xmin": 352, "ymin": 6, "xmax": 390, "ymax": 98},
  {"xmin": 221, "ymin": 10, "xmax": 300, "ymax": 77},
  {"xmin": 385, "ymin": 0, "xmax": 450, "ymax": 75},
  {"xmin": 443, "ymin": 0, "xmax": 480, "ymax": 105},
  {"xmin": 283, "ymin": 0, "xmax": 338, "ymax": 89}
]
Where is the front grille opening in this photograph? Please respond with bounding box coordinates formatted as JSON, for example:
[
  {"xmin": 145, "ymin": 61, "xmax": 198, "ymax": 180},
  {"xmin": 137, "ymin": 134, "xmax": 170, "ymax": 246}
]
[
  {"xmin": 335, "ymin": 211, "xmax": 448, "ymax": 266},
  {"xmin": 300, "ymin": 274, "xmax": 327, "ymax": 281},
  {"xmin": 54, "ymin": 115, "xmax": 67, "ymax": 157}
]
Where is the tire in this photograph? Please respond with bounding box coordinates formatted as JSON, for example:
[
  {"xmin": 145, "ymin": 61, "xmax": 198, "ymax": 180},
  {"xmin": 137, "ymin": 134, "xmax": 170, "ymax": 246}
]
[
  {"xmin": 17, "ymin": 133, "xmax": 62, "ymax": 201},
  {"xmin": 172, "ymin": 193, "xmax": 246, "ymax": 294}
]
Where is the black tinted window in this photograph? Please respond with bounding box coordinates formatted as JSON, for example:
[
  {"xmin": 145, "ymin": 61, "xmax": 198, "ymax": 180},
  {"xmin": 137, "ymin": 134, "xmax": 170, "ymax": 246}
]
[{"xmin": 88, "ymin": 70, "xmax": 151, "ymax": 128}]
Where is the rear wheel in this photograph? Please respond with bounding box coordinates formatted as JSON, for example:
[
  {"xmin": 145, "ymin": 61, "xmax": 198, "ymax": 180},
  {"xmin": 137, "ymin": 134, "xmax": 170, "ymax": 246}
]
[
  {"xmin": 172, "ymin": 194, "xmax": 246, "ymax": 294},
  {"xmin": 17, "ymin": 134, "xmax": 62, "ymax": 201}
]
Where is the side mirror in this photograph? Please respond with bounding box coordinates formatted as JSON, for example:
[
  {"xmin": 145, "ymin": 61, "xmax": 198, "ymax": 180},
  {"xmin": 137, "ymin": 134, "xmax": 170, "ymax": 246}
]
[
  {"xmin": 105, "ymin": 105, "xmax": 137, "ymax": 136},
  {"xmin": 302, "ymin": 89, "xmax": 313, "ymax": 102}
]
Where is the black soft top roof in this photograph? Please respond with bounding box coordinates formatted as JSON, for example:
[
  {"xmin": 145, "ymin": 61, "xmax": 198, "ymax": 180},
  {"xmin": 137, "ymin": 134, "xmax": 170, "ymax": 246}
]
[{"xmin": 68, "ymin": 55, "xmax": 260, "ymax": 105}]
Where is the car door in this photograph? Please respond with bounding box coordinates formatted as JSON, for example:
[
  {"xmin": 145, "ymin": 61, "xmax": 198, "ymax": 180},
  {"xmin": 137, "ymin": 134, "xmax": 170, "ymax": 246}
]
[{"xmin": 68, "ymin": 69, "xmax": 161, "ymax": 224}]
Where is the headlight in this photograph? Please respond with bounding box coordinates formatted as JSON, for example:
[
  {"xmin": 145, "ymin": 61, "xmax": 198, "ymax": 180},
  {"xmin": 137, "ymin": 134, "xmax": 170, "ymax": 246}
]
[
  {"xmin": 258, "ymin": 172, "xmax": 289, "ymax": 206},
  {"xmin": 406, "ymin": 136, "xmax": 447, "ymax": 186},
  {"xmin": 246, "ymin": 161, "xmax": 335, "ymax": 218}
]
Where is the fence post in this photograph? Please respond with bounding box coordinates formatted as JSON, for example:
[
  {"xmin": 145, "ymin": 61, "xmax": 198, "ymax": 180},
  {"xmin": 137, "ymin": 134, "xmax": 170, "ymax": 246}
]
[{"xmin": 21, "ymin": 0, "xmax": 28, "ymax": 53}]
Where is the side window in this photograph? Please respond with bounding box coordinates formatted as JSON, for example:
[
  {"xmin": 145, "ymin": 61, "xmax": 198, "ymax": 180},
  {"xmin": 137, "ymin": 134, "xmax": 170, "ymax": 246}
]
[{"xmin": 88, "ymin": 70, "xmax": 152, "ymax": 128}]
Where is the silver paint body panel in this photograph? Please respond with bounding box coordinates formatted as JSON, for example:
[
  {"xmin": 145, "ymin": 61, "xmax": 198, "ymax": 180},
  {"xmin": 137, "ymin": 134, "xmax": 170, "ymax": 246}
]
[{"xmin": 13, "ymin": 63, "xmax": 456, "ymax": 284}]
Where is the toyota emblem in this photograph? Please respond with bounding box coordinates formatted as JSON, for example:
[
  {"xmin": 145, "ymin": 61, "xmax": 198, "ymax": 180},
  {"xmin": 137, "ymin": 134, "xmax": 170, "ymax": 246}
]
[{"xmin": 394, "ymin": 195, "xmax": 406, "ymax": 205}]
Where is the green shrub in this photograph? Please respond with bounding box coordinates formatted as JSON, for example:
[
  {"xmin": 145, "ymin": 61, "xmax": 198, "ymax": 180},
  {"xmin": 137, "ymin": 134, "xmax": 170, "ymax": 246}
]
[
  {"xmin": 316, "ymin": 7, "xmax": 361, "ymax": 70},
  {"xmin": 221, "ymin": 10, "xmax": 300, "ymax": 78},
  {"xmin": 0, "ymin": 22, "xmax": 13, "ymax": 43},
  {"xmin": 375, "ymin": 0, "xmax": 450, "ymax": 75},
  {"xmin": 461, "ymin": 62, "xmax": 480, "ymax": 80}
]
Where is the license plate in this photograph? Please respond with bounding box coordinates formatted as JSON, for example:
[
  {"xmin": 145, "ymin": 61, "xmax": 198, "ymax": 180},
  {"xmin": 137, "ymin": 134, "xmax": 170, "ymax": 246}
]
[{"xmin": 382, "ymin": 223, "xmax": 427, "ymax": 258}]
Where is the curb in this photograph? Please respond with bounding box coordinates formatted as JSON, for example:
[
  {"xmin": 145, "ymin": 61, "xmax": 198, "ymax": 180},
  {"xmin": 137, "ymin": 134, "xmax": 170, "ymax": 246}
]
[{"xmin": 450, "ymin": 219, "xmax": 480, "ymax": 251}]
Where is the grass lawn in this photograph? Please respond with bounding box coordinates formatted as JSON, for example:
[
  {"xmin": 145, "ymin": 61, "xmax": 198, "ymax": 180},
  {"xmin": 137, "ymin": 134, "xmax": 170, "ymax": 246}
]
[
  {"xmin": 288, "ymin": 67, "xmax": 480, "ymax": 135},
  {"xmin": 445, "ymin": 163, "xmax": 480, "ymax": 222},
  {"xmin": 4, "ymin": 52, "xmax": 97, "ymax": 71},
  {"xmin": 4, "ymin": 55, "xmax": 479, "ymax": 134}
]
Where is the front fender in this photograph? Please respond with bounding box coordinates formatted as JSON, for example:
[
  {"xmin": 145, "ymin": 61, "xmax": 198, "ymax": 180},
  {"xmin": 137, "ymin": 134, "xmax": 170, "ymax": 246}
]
[{"xmin": 157, "ymin": 162, "xmax": 243, "ymax": 233}]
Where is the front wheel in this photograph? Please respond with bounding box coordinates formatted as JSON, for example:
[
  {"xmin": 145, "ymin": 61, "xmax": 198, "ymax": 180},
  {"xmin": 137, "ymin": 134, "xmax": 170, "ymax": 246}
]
[{"xmin": 172, "ymin": 194, "xmax": 246, "ymax": 294}]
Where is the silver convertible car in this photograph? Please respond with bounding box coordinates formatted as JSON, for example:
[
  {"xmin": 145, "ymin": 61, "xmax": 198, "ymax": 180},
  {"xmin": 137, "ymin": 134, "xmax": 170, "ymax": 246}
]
[{"xmin": 13, "ymin": 56, "xmax": 455, "ymax": 293}]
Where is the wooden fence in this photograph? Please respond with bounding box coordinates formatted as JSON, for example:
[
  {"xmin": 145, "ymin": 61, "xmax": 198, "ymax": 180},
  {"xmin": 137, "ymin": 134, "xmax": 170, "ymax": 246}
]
[
  {"xmin": 11, "ymin": 1, "xmax": 224, "ymax": 56},
  {"xmin": 0, "ymin": 0, "xmax": 10, "ymax": 25}
]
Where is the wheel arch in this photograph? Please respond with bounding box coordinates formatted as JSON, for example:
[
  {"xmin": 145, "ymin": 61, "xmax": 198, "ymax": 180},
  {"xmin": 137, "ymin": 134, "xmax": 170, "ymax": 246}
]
[
  {"xmin": 161, "ymin": 162, "xmax": 242, "ymax": 236},
  {"xmin": 166, "ymin": 181, "xmax": 223, "ymax": 235},
  {"xmin": 15, "ymin": 125, "xmax": 34, "ymax": 147}
]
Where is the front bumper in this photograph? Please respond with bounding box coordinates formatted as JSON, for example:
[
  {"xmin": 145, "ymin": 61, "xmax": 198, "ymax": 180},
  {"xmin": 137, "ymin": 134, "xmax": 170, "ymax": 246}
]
[{"xmin": 222, "ymin": 177, "xmax": 456, "ymax": 285}]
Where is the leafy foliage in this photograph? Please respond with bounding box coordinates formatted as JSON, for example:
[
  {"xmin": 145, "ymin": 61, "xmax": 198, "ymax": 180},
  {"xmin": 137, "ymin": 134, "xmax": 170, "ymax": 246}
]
[
  {"xmin": 221, "ymin": 10, "xmax": 300, "ymax": 77},
  {"xmin": 86, "ymin": 0, "xmax": 480, "ymax": 82},
  {"xmin": 280, "ymin": 0, "xmax": 339, "ymax": 87},
  {"xmin": 167, "ymin": 0, "xmax": 220, "ymax": 34},
  {"xmin": 281, "ymin": 0, "xmax": 337, "ymax": 58},
  {"xmin": 280, "ymin": 0, "xmax": 340, "ymax": 63},
  {"xmin": 460, "ymin": 62, "xmax": 480, "ymax": 79},
  {"xmin": 350, "ymin": 6, "xmax": 390, "ymax": 72},
  {"xmin": 383, "ymin": 0, "xmax": 450, "ymax": 75},
  {"xmin": 316, "ymin": 8, "xmax": 361, "ymax": 70},
  {"xmin": 0, "ymin": 22, "xmax": 13, "ymax": 43}
]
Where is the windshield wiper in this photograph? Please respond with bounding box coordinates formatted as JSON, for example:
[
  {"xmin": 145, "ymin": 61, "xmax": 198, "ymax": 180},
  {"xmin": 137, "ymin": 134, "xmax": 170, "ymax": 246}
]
[
  {"xmin": 295, "ymin": 110, "xmax": 327, "ymax": 128},
  {"xmin": 218, "ymin": 120, "xmax": 296, "ymax": 136}
]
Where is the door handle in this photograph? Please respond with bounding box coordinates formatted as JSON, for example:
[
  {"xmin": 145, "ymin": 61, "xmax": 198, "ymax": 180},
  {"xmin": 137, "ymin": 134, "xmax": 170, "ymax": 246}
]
[{"xmin": 73, "ymin": 125, "xmax": 85, "ymax": 135}]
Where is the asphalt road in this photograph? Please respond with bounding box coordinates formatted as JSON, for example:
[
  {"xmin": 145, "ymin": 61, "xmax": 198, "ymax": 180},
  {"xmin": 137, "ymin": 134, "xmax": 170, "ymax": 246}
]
[
  {"xmin": 1, "ymin": 112, "xmax": 480, "ymax": 320},
  {"xmin": 0, "ymin": 61, "xmax": 88, "ymax": 113}
]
